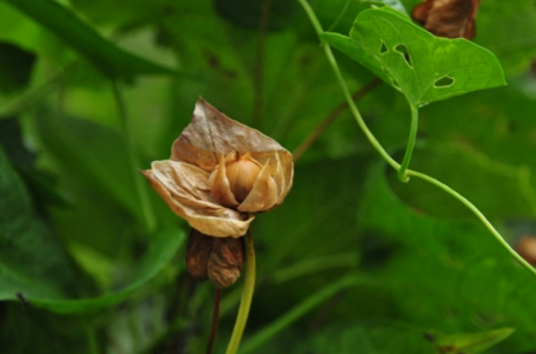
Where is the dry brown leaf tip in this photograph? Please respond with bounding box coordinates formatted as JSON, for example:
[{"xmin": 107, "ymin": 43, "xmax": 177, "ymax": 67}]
[
  {"xmin": 142, "ymin": 97, "xmax": 294, "ymax": 238},
  {"xmin": 412, "ymin": 0, "xmax": 481, "ymax": 40}
]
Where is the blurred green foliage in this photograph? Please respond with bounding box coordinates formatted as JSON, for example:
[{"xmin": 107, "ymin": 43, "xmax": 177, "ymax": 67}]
[{"xmin": 1, "ymin": 0, "xmax": 536, "ymax": 353}]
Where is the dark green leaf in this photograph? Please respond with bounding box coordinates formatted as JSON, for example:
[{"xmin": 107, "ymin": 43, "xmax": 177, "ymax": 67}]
[
  {"xmin": 0, "ymin": 145, "xmax": 78, "ymax": 301},
  {"xmin": 358, "ymin": 162, "xmax": 536, "ymax": 351},
  {"xmin": 297, "ymin": 323, "xmax": 434, "ymax": 354},
  {"xmin": 0, "ymin": 42, "xmax": 36, "ymax": 94}
]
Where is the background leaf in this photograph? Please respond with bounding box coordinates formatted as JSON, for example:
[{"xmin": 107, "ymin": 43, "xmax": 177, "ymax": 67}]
[
  {"xmin": 31, "ymin": 226, "xmax": 185, "ymax": 314},
  {"xmin": 0, "ymin": 144, "xmax": 80, "ymax": 301},
  {"xmin": 2, "ymin": 0, "xmax": 176, "ymax": 79}
]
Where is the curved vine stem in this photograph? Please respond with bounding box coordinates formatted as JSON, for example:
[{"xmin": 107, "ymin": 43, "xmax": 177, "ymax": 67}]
[
  {"xmin": 398, "ymin": 105, "xmax": 418, "ymax": 182},
  {"xmin": 296, "ymin": 0, "xmax": 536, "ymax": 278},
  {"xmin": 407, "ymin": 170, "xmax": 536, "ymax": 277},
  {"xmin": 225, "ymin": 231, "xmax": 256, "ymax": 354}
]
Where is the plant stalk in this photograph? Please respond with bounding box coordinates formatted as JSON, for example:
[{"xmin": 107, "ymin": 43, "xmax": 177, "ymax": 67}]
[
  {"xmin": 207, "ymin": 288, "xmax": 222, "ymax": 354},
  {"xmin": 397, "ymin": 104, "xmax": 419, "ymax": 182},
  {"xmin": 225, "ymin": 231, "xmax": 256, "ymax": 354}
]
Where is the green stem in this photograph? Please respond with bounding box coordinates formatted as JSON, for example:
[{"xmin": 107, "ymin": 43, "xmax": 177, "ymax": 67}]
[
  {"xmin": 407, "ymin": 170, "xmax": 536, "ymax": 277},
  {"xmin": 110, "ymin": 81, "xmax": 156, "ymax": 232},
  {"xmin": 397, "ymin": 105, "xmax": 418, "ymax": 182},
  {"xmin": 296, "ymin": 0, "xmax": 536, "ymax": 277},
  {"xmin": 225, "ymin": 231, "xmax": 256, "ymax": 354},
  {"xmin": 297, "ymin": 0, "xmax": 399, "ymax": 171}
]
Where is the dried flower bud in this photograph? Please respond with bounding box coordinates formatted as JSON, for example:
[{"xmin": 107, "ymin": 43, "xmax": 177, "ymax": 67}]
[
  {"xmin": 142, "ymin": 98, "xmax": 293, "ymax": 238},
  {"xmin": 186, "ymin": 228, "xmax": 245, "ymax": 288},
  {"xmin": 412, "ymin": 0, "xmax": 481, "ymax": 40}
]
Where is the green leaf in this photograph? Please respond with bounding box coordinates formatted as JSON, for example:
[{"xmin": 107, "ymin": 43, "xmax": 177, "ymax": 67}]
[
  {"xmin": 363, "ymin": 0, "xmax": 407, "ymax": 15},
  {"xmin": 30, "ymin": 226, "xmax": 184, "ymax": 314},
  {"xmin": 321, "ymin": 7, "xmax": 506, "ymax": 107},
  {"xmin": 0, "ymin": 145, "xmax": 79, "ymax": 301},
  {"xmin": 431, "ymin": 328, "xmax": 515, "ymax": 354},
  {"xmin": 2, "ymin": 0, "xmax": 177, "ymax": 79}
]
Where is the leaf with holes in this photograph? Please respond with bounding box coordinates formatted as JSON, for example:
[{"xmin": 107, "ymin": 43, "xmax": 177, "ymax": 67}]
[{"xmin": 321, "ymin": 7, "xmax": 506, "ymax": 107}]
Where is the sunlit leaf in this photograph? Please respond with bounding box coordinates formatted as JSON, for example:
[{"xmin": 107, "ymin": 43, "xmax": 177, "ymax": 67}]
[{"xmin": 321, "ymin": 7, "xmax": 506, "ymax": 107}]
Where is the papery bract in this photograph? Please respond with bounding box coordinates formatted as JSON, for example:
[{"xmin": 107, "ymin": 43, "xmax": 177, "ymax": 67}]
[{"xmin": 142, "ymin": 98, "xmax": 293, "ymax": 238}]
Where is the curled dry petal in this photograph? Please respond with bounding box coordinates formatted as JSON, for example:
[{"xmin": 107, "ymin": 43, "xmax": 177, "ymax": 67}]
[
  {"xmin": 413, "ymin": 0, "xmax": 481, "ymax": 40},
  {"xmin": 141, "ymin": 160, "xmax": 254, "ymax": 237}
]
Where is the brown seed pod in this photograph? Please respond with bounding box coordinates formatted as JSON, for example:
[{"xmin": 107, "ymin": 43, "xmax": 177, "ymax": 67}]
[
  {"xmin": 207, "ymin": 236, "xmax": 245, "ymax": 288},
  {"xmin": 186, "ymin": 228, "xmax": 215, "ymax": 281},
  {"xmin": 186, "ymin": 228, "xmax": 245, "ymax": 288}
]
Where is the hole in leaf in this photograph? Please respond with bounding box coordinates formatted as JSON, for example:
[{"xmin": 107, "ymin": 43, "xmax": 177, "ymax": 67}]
[
  {"xmin": 380, "ymin": 41, "xmax": 388, "ymax": 54},
  {"xmin": 394, "ymin": 44, "xmax": 412, "ymax": 67},
  {"xmin": 434, "ymin": 76, "xmax": 454, "ymax": 88}
]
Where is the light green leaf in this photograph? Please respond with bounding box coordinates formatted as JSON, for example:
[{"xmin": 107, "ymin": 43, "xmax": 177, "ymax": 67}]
[
  {"xmin": 2, "ymin": 0, "xmax": 177, "ymax": 79},
  {"xmin": 321, "ymin": 7, "xmax": 506, "ymax": 107}
]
